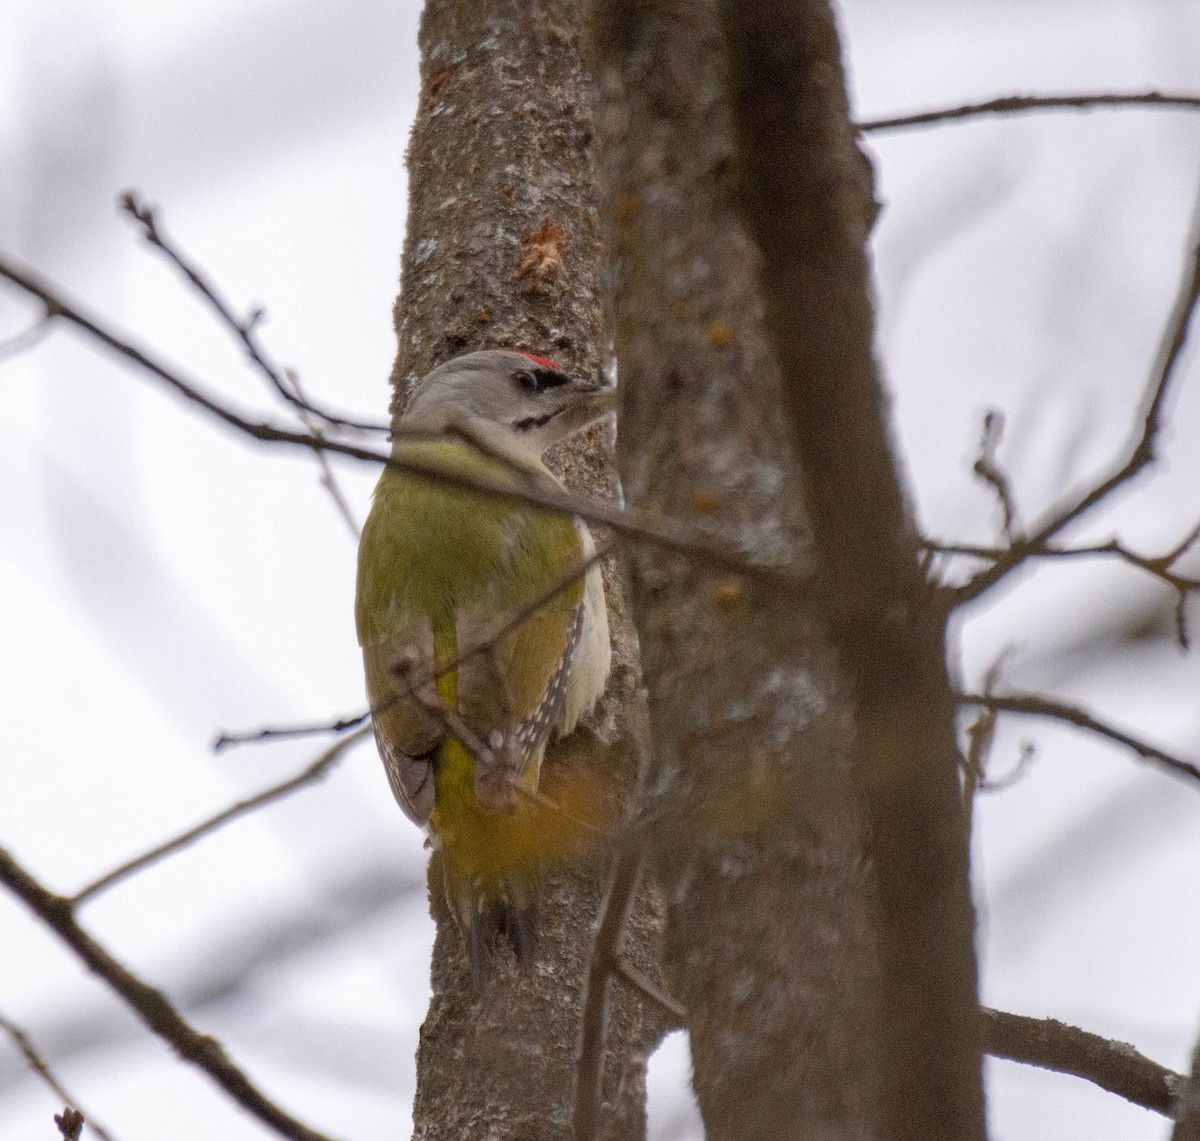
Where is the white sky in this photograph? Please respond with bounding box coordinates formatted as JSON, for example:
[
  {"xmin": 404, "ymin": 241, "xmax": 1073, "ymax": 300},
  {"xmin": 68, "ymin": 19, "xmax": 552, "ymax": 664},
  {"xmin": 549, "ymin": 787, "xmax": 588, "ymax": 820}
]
[{"xmin": 2, "ymin": 1, "xmax": 1200, "ymax": 1139}]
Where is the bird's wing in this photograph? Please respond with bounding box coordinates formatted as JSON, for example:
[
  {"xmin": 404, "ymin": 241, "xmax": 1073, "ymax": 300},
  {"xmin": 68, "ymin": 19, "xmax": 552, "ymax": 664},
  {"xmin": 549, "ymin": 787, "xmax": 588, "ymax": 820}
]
[
  {"xmin": 356, "ymin": 446, "xmax": 592, "ymax": 821},
  {"xmin": 373, "ymin": 720, "xmax": 437, "ymax": 826},
  {"xmin": 454, "ymin": 586, "xmax": 584, "ymax": 809},
  {"xmin": 360, "ymin": 575, "xmax": 585, "ymax": 824},
  {"xmin": 360, "ymin": 616, "xmax": 443, "ymax": 827}
]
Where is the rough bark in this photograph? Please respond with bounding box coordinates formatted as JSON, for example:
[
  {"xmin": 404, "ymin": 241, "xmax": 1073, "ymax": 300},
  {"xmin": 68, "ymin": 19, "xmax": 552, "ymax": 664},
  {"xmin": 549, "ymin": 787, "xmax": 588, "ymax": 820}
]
[
  {"xmin": 590, "ymin": 3, "xmax": 877, "ymax": 1139},
  {"xmin": 388, "ymin": 3, "xmax": 665, "ymax": 1137},
  {"xmin": 716, "ymin": 3, "xmax": 986, "ymax": 1139}
]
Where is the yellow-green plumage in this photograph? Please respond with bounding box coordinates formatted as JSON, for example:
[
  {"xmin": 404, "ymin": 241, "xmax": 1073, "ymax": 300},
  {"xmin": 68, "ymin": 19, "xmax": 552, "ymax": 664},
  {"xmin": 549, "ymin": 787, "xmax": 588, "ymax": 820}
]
[{"xmin": 355, "ymin": 437, "xmax": 588, "ymax": 944}]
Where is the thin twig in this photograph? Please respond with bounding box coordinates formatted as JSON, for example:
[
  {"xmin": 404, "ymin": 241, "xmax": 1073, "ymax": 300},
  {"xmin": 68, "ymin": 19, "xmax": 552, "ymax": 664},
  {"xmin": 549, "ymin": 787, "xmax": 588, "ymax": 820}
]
[
  {"xmin": 959, "ymin": 690, "xmax": 1200, "ymax": 785},
  {"xmin": 928, "ymin": 533, "xmax": 1200, "ymax": 588},
  {"xmin": 928, "ymin": 528, "xmax": 1200, "ymax": 646},
  {"xmin": 404, "ymin": 667, "xmax": 497, "ymax": 768},
  {"xmin": 395, "ymin": 654, "xmax": 612, "ymax": 841},
  {"xmin": 0, "ymin": 250, "xmax": 808, "ymax": 588},
  {"xmin": 573, "ymin": 844, "xmax": 646, "ymax": 1141},
  {"xmin": 978, "ymin": 741, "xmax": 1036, "ymax": 793},
  {"xmin": 982, "ymin": 1007, "xmax": 1182, "ymax": 1116},
  {"xmin": 960, "ymin": 705, "xmax": 994, "ymax": 826},
  {"xmin": 972, "ymin": 410, "xmax": 1019, "ymax": 541},
  {"xmin": 0, "ymin": 859, "xmax": 425, "ymax": 1096},
  {"xmin": 960, "ymin": 655, "xmax": 1037, "ymax": 814},
  {"xmin": 385, "ymin": 539, "xmax": 612, "ymax": 748},
  {"xmin": 955, "ymin": 188, "xmax": 1200, "ymax": 604},
  {"xmin": 0, "ymin": 1012, "xmax": 119, "ymax": 1141},
  {"xmin": 429, "ymin": 541, "xmax": 611, "ymax": 704},
  {"xmin": 566, "ymin": 700, "xmax": 663, "ymax": 1140},
  {"xmin": 214, "ymin": 712, "xmax": 371, "ymax": 752},
  {"xmin": 861, "ymin": 90, "xmax": 1200, "ymax": 133},
  {"xmin": 217, "ymin": 542, "xmax": 613, "ymax": 754},
  {"xmin": 0, "ymin": 848, "xmax": 339, "ymax": 1141},
  {"xmin": 71, "ymin": 726, "xmax": 371, "ymax": 906},
  {"xmin": 118, "ymin": 191, "xmax": 385, "ymax": 436},
  {"xmin": 0, "ymin": 312, "xmax": 53, "ymax": 361},
  {"xmin": 611, "ymin": 956, "xmax": 686, "ymax": 1025},
  {"xmin": 402, "ymin": 661, "xmax": 597, "ymax": 835},
  {"xmin": 508, "ymin": 781, "xmax": 610, "ymax": 841},
  {"xmin": 282, "ymin": 367, "xmax": 360, "ymax": 536}
]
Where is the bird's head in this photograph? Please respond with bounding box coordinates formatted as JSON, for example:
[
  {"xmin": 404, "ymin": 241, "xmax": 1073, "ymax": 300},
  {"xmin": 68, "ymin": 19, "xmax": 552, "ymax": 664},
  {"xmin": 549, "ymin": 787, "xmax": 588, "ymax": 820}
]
[{"xmin": 400, "ymin": 349, "xmax": 616, "ymax": 462}]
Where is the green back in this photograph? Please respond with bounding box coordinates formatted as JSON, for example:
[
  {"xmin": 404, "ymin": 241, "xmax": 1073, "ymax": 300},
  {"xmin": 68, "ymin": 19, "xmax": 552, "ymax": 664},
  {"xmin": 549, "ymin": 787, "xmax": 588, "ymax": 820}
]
[{"xmin": 355, "ymin": 438, "xmax": 584, "ymax": 643}]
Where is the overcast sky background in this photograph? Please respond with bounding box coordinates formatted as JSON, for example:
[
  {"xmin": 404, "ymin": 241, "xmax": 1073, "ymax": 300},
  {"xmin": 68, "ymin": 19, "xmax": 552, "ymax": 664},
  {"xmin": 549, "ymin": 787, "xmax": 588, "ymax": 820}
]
[{"xmin": 2, "ymin": 1, "xmax": 1200, "ymax": 1139}]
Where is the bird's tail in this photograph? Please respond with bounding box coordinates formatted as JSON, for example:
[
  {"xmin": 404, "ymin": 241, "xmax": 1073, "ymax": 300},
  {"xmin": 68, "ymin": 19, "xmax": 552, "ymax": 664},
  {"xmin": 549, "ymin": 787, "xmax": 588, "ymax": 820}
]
[
  {"xmin": 439, "ymin": 857, "xmax": 539, "ymax": 982},
  {"xmin": 464, "ymin": 875, "xmax": 538, "ymax": 977},
  {"xmin": 433, "ymin": 737, "xmax": 612, "ymax": 981}
]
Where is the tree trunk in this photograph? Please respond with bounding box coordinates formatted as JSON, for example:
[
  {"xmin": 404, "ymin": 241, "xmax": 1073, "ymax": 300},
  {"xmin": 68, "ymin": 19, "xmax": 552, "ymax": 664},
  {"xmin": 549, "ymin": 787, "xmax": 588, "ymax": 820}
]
[
  {"xmin": 1173, "ymin": 1026, "xmax": 1200, "ymax": 1140},
  {"xmin": 590, "ymin": 3, "xmax": 877, "ymax": 1138},
  {"xmin": 389, "ymin": 3, "xmax": 665, "ymax": 1137},
  {"xmin": 717, "ymin": 4, "xmax": 986, "ymax": 1139}
]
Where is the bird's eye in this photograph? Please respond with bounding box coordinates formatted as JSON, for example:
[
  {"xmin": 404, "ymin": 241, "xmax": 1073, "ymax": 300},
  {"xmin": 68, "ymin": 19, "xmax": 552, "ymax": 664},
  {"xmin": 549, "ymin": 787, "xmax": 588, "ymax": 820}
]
[{"xmin": 513, "ymin": 369, "xmax": 541, "ymax": 393}]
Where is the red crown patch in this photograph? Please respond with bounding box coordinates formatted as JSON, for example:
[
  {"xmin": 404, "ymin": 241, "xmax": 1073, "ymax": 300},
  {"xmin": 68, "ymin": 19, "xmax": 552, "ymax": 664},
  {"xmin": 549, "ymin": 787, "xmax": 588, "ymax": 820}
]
[{"xmin": 519, "ymin": 352, "xmax": 560, "ymax": 371}]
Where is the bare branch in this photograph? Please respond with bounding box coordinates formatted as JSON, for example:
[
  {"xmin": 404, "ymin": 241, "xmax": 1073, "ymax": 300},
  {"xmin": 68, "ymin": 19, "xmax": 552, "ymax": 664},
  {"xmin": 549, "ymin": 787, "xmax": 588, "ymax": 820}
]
[
  {"xmin": 983, "ymin": 1007, "xmax": 1181, "ymax": 1116},
  {"xmin": 0, "ymin": 848, "xmax": 339, "ymax": 1141},
  {"xmin": 70, "ymin": 727, "xmax": 372, "ymax": 906},
  {"xmin": 956, "ymin": 187, "xmax": 1200, "ymax": 604},
  {"xmin": 959, "ymin": 690, "xmax": 1200, "ymax": 785},
  {"xmin": 0, "ymin": 857, "xmax": 423, "ymax": 1095},
  {"xmin": 0, "ymin": 250, "xmax": 808, "ymax": 587},
  {"xmin": 573, "ymin": 844, "xmax": 646, "ymax": 1141},
  {"xmin": 118, "ymin": 190, "xmax": 385, "ymax": 436},
  {"xmin": 861, "ymin": 90, "xmax": 1200, "ymax": 133},
  {"xmin": 0, "ymin": 1012, "xmax": 118, "ymax": 1141}
]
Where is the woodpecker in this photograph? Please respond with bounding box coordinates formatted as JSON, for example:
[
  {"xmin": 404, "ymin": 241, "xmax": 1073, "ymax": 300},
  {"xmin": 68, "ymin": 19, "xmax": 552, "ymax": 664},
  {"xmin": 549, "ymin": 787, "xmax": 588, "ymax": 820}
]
[{"xmin": 355, "ymin": 348, "xmax": 613, "ymax": 968}]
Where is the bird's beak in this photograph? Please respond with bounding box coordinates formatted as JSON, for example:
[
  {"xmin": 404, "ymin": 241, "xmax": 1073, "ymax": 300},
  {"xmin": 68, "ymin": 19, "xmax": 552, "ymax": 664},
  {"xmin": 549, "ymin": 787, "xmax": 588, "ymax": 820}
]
[
  {"xmin": 573, "ymin": 381, "xmax": 618, "ymax": 423},
  {"xmin": 577, "ymin": 383, "xmax": 617, "ymax": 413},
  {"xmin": 550, "ymin": 381, "xmax": 618, "ymax": 441}
]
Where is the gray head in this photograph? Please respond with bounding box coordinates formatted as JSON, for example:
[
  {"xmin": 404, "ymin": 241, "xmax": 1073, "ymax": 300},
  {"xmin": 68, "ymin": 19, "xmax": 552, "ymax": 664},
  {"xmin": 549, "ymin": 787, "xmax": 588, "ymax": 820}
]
[{"xmin": 400, "ymin": 349, "xmax": 615, "ymax": 461}]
